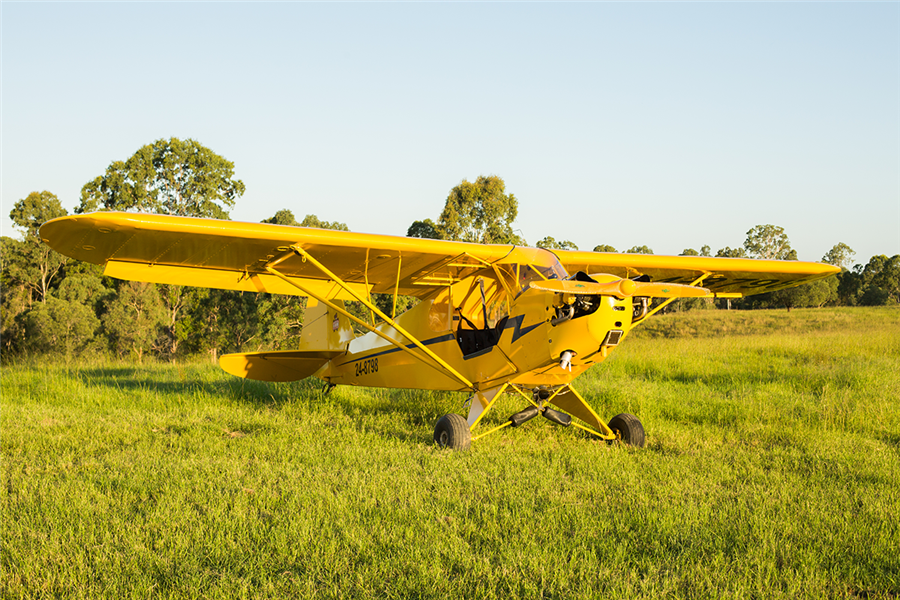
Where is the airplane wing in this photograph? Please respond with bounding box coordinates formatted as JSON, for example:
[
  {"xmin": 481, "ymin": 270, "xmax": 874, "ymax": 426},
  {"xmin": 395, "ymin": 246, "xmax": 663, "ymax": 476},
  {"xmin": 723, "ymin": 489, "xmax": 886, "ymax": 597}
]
[
  {"xmin": 39, "ymin": 212, "xmax": 518, "ymax": 300},
  {"xmin": 553, "ymin": 250, "xmax": 840, "ymax": 297},
  {"xmin": 40, "ymin": 212, "xmax": 839, "ymax": 301}
]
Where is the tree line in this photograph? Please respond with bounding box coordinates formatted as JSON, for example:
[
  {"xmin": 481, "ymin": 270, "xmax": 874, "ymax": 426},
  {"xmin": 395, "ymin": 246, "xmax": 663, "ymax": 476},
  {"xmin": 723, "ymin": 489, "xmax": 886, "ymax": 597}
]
[{"xmin": 2, "ymin": 138, "xmax": 897, "ymax": 361}]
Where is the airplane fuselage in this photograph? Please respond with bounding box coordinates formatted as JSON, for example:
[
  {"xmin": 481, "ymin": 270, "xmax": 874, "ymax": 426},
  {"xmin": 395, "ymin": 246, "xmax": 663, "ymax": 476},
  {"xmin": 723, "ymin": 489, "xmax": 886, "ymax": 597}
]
[{"xmin": 317, "ymin": 283, "xmax": 633, "ymax": 393}]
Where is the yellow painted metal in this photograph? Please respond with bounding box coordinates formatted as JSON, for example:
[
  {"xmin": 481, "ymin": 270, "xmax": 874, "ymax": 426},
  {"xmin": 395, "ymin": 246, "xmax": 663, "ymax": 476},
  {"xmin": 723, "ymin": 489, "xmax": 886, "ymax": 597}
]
[
  {"xmin": 529, "ymin": 278, "xmax": 710, "ymax": 299},
  {"xmin": 570, "ymin": 421, "xmax": 614, "ymax": 440},
  {"xmin": 638, "ymin": 273, "xmax": 710, "ymax": 324},
  {"xmin": 264, "ymin": 265, "xmax": 468, "ymax": 387},
  {"xmin": 392, "ymin": 254, "xmax": 402, "ymax": 319},
  {"xmin": 468, "ymin": 382, "xmax": 510, "ymax": 431},
  {"xmin": 501, "ymin": 382, "xmax": 616, "ymax": 439},
  {"xmin": 38, "ymin": 212, "xmax": 518, "ymax": 299},
  {"xmin": 287, "ymin": 245, "xmax": 475, "ymax": 390},
  {"xmin": 219, "ymin": 349, "xmax": 344, "ymax": 382},
  {"xmin": 509, "ymin": 384, "xmax": 540, "ymax": 408},
  {"xmin": 41, "ymin": 213, "xmax": 840, "ymax": 306},
  {"xmin": 490, "ymin": 264, "xmax": 515, "ymax": 314},
  {"xmin": 364, "ymin": 248, "xmax": 374, "ymax": 326},
  {"xmin": 546, "ymin": 384, "xmax": 615, "ymax": 438},
  {"xmin": 103, "ymin": 259, "xmax": 365, "ymax": 299},
  {"xmin": 555, "ymin": 248, "xmax": 840, "ymax": 297},
  {"xmin": 471, "ymin": 420, "xmax": 512, "ymax": 441}
]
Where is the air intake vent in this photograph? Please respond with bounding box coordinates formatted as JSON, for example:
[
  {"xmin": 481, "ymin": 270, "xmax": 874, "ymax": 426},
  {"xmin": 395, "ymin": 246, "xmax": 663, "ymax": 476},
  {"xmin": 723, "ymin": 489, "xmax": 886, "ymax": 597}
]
[{"xmin": 602, "ymin": 329, "xmax": 624, "ymax": 347}]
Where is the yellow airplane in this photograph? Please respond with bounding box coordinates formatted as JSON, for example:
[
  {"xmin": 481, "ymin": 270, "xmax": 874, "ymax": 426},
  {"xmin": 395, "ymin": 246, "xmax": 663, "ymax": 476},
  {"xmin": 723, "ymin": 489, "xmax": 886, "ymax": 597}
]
[{"xmin": 40, "ymin": 212, "xmax": 839, "ymax": 450}]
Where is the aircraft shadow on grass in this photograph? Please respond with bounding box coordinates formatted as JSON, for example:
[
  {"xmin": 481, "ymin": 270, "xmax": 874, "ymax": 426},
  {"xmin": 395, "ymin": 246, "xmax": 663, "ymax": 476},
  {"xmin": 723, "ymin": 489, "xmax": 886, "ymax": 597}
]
[{"xmin": 76, "ymin": 365, "xmax": 451, "ymax": 444}]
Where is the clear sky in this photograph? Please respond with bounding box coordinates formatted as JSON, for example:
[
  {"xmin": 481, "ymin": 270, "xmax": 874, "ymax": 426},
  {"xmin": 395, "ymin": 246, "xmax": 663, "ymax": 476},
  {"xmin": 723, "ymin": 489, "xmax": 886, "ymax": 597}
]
[{"xmin": 2, "ymin": 2, "xmax": 898, "ymax": 265}]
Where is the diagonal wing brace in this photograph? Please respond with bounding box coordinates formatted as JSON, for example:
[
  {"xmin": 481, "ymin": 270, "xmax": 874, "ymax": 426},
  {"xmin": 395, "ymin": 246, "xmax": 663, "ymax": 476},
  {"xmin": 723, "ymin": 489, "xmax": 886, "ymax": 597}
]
[{"xmin": 264, "ymin": 245, "xmax": 474, "ymax": 391}]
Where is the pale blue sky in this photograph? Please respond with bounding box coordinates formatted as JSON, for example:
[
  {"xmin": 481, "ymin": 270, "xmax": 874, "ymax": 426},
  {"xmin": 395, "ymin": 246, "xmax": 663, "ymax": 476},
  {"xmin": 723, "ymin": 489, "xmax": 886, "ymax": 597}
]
[{"xmin": 2, "ymin": 2, "xmax": 898, "ymax": 264}]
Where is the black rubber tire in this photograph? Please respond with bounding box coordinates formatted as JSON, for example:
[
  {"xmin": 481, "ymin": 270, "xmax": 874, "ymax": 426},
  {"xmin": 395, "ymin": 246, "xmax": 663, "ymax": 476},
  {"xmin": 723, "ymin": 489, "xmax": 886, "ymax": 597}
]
[
  {"xmin": 607, "ymin": 413, "xmax": 645, "ymax": 448},
  {"xmin": 433, "ymin": 413, "xmax": 472, "ymax": 450}
]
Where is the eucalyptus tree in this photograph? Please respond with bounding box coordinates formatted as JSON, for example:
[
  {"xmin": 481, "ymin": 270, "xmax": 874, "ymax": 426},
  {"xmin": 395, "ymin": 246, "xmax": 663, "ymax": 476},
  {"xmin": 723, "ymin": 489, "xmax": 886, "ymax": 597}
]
[
  {"xmin": 536, "ymin": 237, "xmax": 578, "ymax": 251},
  {"xmin": 743, "ymin": 225, "xmax": 797, "ymax": 260},
  {"xmin": 4, "ymin": 191, "xmax": 69, "ymax": 304},
  {"xmin": 78, "ymin": 137, "xmax": 245, "ymax": 219}
]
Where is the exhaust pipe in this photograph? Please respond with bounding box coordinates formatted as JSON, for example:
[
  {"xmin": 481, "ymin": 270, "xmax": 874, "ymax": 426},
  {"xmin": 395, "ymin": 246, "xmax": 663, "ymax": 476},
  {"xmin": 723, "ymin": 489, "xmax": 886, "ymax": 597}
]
[{"xmin": 550, "ymin": 305, "xmax": 574, "ymax": 326}]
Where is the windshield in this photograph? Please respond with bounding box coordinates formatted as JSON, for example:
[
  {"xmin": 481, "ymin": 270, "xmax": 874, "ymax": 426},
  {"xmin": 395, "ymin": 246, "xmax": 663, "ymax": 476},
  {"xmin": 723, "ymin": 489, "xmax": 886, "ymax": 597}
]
[{"xmin": 501, "ymin": 247, "xmax": 568, "ymax": 292}]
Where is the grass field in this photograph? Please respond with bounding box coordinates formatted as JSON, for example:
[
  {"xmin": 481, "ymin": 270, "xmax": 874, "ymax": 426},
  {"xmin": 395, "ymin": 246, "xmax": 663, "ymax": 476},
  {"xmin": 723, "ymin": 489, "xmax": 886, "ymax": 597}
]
[{"xmin": 2, "ymin": 307, "xmax": 899, "ymax": 599}]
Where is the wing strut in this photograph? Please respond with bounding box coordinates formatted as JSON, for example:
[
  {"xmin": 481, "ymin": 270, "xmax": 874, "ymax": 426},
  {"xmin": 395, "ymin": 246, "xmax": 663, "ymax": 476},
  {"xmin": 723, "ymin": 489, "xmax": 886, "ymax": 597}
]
[
  {"xmin": 632, "ymin": 273, "xmax": 711, "ymax": 327},
  {"xmin": 265, "ymin": 246, "xmax": 475, "ymax": 391}
]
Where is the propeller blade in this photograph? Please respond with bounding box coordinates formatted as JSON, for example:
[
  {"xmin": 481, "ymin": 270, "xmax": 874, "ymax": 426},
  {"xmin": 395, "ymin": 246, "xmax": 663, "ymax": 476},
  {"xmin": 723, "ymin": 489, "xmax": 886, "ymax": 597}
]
[{"xmin": 528, "ymin": 278, "xmax": 709, "ymax": 299}]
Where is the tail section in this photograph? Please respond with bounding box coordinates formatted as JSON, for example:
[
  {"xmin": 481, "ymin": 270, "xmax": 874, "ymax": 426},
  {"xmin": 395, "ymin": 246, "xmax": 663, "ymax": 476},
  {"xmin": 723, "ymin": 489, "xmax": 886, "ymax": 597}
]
[
  {"xmin": 220, "ymin": 299, "xmax": 356, "ymax": 382},
  {"xmin": 297, "ymin": 299, "xmax": 356, "ymax": 352}
]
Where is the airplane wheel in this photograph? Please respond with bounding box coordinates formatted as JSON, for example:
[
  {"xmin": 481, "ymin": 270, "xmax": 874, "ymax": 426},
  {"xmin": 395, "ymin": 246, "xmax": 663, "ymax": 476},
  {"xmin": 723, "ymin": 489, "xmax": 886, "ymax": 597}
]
[
  {"xmin": 607, "ymin": 413, "xmax": 645, "ymax": 448},
  {"xmin": 433, "ymin": 413, "xmax": 471, "ymax": 450}
]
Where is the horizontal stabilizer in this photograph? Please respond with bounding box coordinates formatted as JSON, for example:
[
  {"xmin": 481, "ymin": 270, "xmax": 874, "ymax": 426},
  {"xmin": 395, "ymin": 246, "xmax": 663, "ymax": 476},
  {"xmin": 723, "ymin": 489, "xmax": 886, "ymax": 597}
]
[{"xmin": 219, "ymin": 349, "xmax": 344, "ymax": 382}]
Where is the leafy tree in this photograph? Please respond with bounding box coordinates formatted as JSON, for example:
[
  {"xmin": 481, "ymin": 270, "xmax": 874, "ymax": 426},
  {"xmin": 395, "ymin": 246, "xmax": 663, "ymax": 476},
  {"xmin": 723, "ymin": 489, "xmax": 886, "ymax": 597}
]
[
  {"xmin": 536, "ymin": 237, "xmax": 578, "ymax": 251},
  {"xmin": 406, "ymin": 175, "xmax": 523, "ymax": 245},
  {"xmin": 767, "ymin": 276, "xmax": 838, "ymax": 311},
  {"xmin": 56, "ymin": 274, "xmax": 112, "ymax": 317},
  {"xmin": 255, "ymin": 295, "xmax": 306, "ymax": 351},
  {"xmin": 262, "ymin": 209, "xmax": 301, "ymax": 226},
  {"xmin": 435, "ymin": 175, "xmax": 522, "ymax": 244},
  {"xmin": 102, "ymin": 281, "xmax": 166, "ymax": 361},
  {"xmin": 76, "ymin": 139, "xmax": 246, "ymax": 359},
  {"xmin": 17, "ymin": 296, "xmax": 100, "ymax": 357},
  {"xmin": 822, "ymin": 243, "xmax": 856, "ymax": 270},
  {"xmin": 261, "ymin": 210, "xmax": 349, "ymax": 231},
  {"xmin": 680, "ymin": 246, "xmax": 712, "ymax": 257},
  {"xmin": 1, "ymin": 285, "xmax": 32, "ymax": 357},
  {"xmin": 716, "ymin": 247, "xmax": 747, "ymax": 258},
  {"xmin": 743, "ymin": 225, "xmax": 797, "ymax": 260},
  {"xmin": 624, "ymin": 245, "xmax": 653, "ymax": 255},
  {"xmin": 407, "ymin": 219, "xmax": 440, "ymax": 240},
  {"xmin": 859, "ymin": 255, "xmax": 900, "ymax": 305},
  {"xmin": 9, "ymin": 191, "xmax": 67, "ymax": 238},
  {"xmin": 187, "ymin": 289, "xmax": 265, "ymax": 357},
  {"xmin": 78, "ymin": 137, "xmax": 245, "ymax": 219},
  {"xmin": 300, "ymin": 214, "xmax": 349, "ymax": 231},
  {"xmin": 3, "ymin": 191, "xmax": 69, "ymax": 304},
  {"xmin": 834, "ymin": 255, "xmax": 899, "ymax": 306},
  {"xmin": 158, "ymin": 284, "xmax": 210, "ymax": 358},
  {"xmin": 592, "ymin": 244, "xmax": 617, "ymax": 253}
]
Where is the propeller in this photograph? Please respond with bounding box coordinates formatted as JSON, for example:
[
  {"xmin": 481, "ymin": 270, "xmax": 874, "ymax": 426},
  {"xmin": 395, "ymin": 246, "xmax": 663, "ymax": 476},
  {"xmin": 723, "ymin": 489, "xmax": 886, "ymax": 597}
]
[{"xmin": 528, "ymin": 278, "xmax": 710, "ymax": 299}]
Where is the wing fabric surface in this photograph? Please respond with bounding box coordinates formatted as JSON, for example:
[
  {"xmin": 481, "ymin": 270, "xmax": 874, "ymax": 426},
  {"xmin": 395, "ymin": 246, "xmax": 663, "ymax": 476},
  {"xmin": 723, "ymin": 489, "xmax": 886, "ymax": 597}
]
[
  {"xmin": 40, "ymin": 212, "xmax": 515, "ymax": 300},
  {"xmin": 554, "ymin": 250, "xmax": 839, "ymax": 297},
  {"xmin": 40, "ymin": 212, "xmax": 840, "ymax": 301}
]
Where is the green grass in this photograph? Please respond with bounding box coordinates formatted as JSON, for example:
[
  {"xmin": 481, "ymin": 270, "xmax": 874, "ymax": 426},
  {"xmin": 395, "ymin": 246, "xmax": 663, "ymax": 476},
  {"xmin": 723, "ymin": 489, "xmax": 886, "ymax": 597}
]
[{"xmin": 2, "ymin": 307, "xmax": 899, "ymax": 599}]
